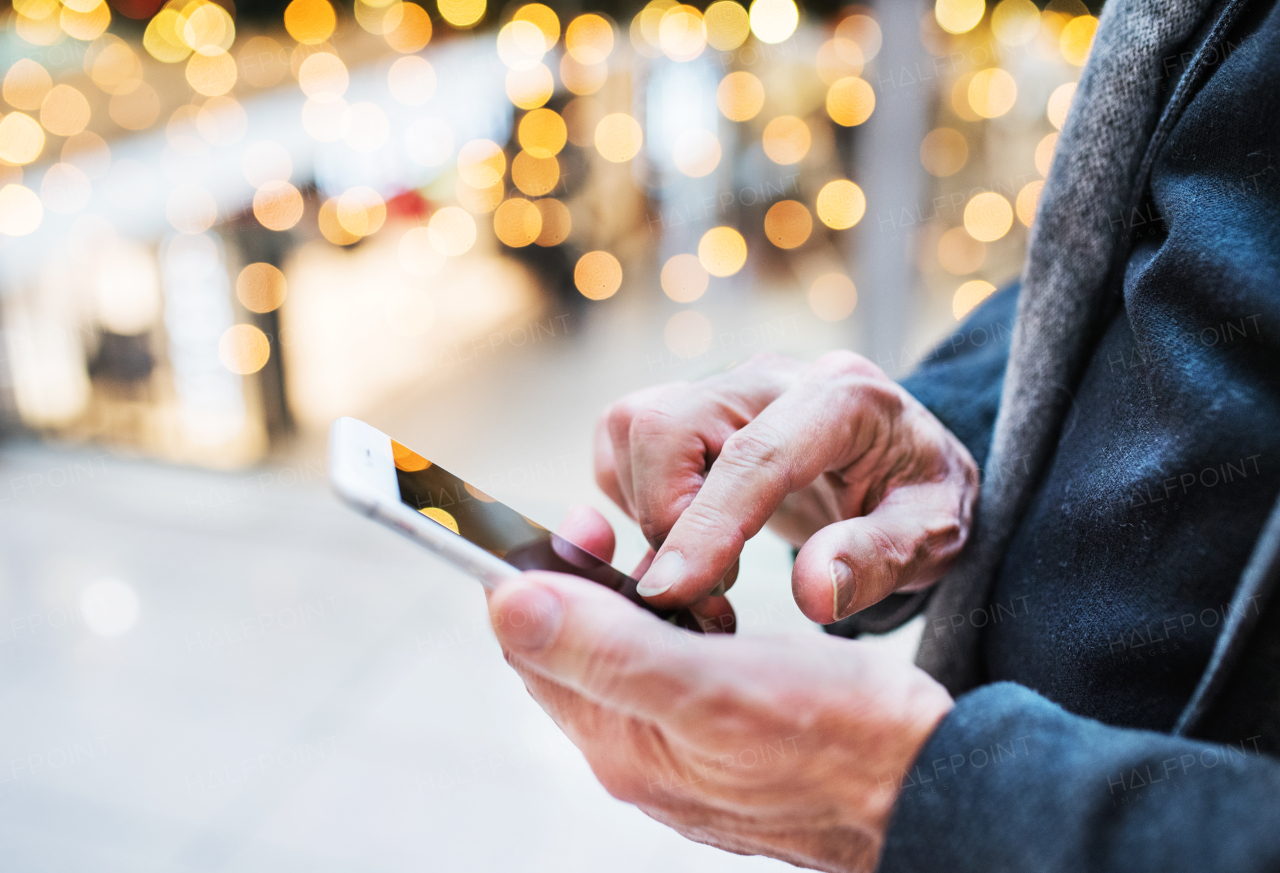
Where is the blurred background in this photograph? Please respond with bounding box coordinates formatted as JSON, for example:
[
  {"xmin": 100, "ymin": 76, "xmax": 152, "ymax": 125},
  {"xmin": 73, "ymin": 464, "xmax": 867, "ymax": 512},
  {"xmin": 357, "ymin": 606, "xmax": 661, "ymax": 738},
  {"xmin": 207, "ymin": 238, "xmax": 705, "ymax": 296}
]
[{"xmin": 0, "ymin": 0, "xmax": 1095, "ymax": 867}]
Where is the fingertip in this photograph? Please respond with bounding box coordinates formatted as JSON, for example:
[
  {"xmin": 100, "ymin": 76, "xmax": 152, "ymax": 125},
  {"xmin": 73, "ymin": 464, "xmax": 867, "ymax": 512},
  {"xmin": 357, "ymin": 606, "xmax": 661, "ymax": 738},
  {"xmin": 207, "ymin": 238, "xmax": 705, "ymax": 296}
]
[
  {"xmin": 489, "ymin": 576, "xmax": 564, "ymax": 653},
  {"xmin": 557, "ymin": 504, "xmax": 616, "ymax": 563}
]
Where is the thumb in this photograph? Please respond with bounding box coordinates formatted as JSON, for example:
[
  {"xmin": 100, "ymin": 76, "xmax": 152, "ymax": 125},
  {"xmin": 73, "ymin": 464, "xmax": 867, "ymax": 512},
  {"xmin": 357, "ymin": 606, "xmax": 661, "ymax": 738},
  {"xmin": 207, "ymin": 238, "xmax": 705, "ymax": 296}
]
[
  {"xmin": 791, "ymin": 483, "xmax": 968, "ymax": 624},
  {"xmin": 489, "ymin": 571, "xmax": 711, "ymax": 718}
]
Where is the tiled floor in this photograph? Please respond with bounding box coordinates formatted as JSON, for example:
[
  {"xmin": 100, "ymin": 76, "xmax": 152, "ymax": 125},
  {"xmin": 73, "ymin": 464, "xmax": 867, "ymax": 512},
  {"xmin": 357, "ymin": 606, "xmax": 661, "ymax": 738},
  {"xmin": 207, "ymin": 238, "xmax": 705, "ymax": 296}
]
[{"xmin": 0, "ymin": 285, "xmax": 921, "ymax": 871}]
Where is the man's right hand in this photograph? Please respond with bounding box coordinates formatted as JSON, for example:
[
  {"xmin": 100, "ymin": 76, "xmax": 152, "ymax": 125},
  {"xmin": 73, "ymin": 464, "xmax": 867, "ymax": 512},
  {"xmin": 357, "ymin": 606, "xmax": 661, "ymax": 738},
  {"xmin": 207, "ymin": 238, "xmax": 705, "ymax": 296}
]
[{"xmin": 595, "ymin": 351, "xmax": 979, "ymax": 624}]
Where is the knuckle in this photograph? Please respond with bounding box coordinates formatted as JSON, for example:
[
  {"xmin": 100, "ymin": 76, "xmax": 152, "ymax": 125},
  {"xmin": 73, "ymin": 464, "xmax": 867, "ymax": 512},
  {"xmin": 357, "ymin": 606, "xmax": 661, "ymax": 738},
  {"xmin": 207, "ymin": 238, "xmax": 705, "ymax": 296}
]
[
  {"xmin": 814, "ymin": 349, "xmax": 883, "ymax": 379},
  {"xmin": 630, "ymin": 405, "xmax": 678, "ymax": 441}
]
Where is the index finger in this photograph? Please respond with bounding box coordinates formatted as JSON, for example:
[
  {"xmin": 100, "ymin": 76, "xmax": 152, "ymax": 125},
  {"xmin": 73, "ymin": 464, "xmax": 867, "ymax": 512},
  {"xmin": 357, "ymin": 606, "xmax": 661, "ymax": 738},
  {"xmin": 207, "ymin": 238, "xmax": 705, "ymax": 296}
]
[{"xmin": 636, "ymin": 361, "xmax": 899, "ymax": 606}]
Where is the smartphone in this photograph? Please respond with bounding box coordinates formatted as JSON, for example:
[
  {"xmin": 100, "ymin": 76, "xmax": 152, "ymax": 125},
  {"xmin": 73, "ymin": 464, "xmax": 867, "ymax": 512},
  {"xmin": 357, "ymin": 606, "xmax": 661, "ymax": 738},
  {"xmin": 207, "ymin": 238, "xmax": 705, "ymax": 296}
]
[{"xmin": 328, "ymin": 417, "xmax": 703, "ymax": 632}]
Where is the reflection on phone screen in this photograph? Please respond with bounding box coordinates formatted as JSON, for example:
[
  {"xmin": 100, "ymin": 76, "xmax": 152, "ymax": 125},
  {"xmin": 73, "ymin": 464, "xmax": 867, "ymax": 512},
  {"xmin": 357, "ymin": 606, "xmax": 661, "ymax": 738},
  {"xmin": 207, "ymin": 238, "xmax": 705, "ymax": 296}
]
[{"xmin": 391, "ymin": 440, "xmax": 703, "ymax": 632}]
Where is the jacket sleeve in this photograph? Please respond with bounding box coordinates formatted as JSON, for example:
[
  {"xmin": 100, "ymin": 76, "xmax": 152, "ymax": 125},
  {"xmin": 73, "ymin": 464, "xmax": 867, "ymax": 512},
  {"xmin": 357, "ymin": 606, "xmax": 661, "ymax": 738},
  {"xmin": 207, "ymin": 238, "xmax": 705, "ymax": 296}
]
[
  {"xmin": 878, "ymin": 682, "xmax": 1280, "ymax": 873},
  {"xmin": 824, "ymin": 283, "xmax": 1019, "ymax": 637}
]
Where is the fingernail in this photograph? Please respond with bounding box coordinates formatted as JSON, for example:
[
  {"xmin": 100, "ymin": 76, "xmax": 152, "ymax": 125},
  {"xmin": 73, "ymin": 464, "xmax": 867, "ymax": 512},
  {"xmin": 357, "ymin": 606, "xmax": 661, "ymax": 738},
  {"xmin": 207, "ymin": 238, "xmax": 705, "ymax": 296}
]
[
  {"xmin": 498, "ymin": 584, "xmax": 563, "ymax": 652},
  {"xmin": 830, "ymin": 558, "xmax": 856, "ymax": 619},
  {"xmin": 637, "ymin": 550, "xmax": 683, "ymax": 597}
]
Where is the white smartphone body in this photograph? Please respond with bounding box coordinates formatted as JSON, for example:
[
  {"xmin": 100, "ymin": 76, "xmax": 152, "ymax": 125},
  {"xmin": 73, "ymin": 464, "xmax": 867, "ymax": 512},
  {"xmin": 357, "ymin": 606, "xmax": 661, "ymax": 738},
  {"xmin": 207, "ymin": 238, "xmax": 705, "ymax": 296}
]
[{"xmin": 328, "ymin": 417, "xmax": 702, "ymax": 631}]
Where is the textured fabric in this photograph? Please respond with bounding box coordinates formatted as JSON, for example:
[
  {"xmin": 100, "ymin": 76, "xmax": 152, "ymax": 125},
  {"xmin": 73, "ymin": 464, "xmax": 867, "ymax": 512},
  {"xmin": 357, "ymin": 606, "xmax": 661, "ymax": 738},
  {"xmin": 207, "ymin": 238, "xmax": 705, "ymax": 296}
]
[
  {"xmin": 916, "ymin": 0, "xmax": 1224, "ymax": 694},
  {"xmin": 880, "ymin": 683, "xmax": 1280, "ymax": 873}
]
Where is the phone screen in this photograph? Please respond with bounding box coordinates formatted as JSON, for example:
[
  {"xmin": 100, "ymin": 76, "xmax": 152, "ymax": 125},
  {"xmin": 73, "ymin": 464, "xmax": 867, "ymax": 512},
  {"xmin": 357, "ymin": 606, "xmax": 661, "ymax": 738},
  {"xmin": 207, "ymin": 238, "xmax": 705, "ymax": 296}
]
[{"xmin": 390, "ymin": 440, "xmax": 702, "ymax": 631}]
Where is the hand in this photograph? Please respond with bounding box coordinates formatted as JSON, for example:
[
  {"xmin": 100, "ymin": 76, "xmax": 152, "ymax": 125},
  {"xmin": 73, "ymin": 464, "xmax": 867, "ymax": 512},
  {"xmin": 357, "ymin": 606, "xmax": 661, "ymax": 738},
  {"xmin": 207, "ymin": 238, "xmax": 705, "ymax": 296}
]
[
  {"xmin": 487, "ymin": 506, "xmax": 954, "ymax": 872},
  {"xmin": 596, "ymin": 351, "xmax": 979, "ymax": 623}
]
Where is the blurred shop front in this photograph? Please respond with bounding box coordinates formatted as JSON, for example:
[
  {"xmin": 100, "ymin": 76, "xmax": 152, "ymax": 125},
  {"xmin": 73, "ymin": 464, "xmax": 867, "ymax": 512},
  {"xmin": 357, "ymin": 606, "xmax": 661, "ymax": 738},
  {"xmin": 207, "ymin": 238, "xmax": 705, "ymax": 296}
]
[{"xmin": 0, "ymin": 0, "xmax": 1098, "ymax": 468}]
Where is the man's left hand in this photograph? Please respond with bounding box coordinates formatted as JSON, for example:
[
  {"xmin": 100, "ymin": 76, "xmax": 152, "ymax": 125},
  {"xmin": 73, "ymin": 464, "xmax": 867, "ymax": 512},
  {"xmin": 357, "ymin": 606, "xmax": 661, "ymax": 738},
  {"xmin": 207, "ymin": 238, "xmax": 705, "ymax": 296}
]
[{"xmin": 488, "ymin": 505, "xmax": 953, "ymax": 873}]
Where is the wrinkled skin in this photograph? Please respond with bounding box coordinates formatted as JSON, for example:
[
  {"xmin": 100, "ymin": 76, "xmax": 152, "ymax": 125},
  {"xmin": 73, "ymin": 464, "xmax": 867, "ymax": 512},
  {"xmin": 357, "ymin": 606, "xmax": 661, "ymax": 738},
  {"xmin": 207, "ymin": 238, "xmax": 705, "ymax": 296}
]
[
  {"xmin": 488, "ymin": 505, "xmax": 954, "ymax": 872},
  {"xmin": 484, "ymin": 349, "xmax": 978, "ymax": 869},
  {"xmin": 595, "ymin": 350, "xmax": 979, "ymax": 622}
]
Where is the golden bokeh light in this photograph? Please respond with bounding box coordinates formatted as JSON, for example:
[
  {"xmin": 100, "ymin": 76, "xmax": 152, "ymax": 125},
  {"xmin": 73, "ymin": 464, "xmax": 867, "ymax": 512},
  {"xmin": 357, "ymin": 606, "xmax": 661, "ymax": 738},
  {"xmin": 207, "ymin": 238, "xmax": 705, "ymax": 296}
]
[
  {"xmin": 197, "ymin": 95, "xmax": 248, "ymax": 146},
  {"xmin": 355, "ymin": 0, "xmax": 402, "ymax": 36},
  {"xmin": 1035, "ymin": 131, "xmax": 1058, "ymax": 175},
  {"xmin": 512, "ymin": 150, "xmax": 559, "ymax": 195},
  {"xmin": 764, "ymin": 200, "xmax": 812, "ymax": 249},
  {"xmin": 991, "ymin": 0, "xmax": 1039, "ymax": 45},
  {"xmin": 968, "ymin": 68, "xmax": 1017, "ymax": 119},
  {"xmin": 920, "ymin": 127, "xmax": 968, "ymax": 177},
  {"xmin": 950, "ymin": 73, "xmax": 981, "ymax": 122},
  {"xmin": 439, "ymin": 0, "xmax": 486, "ymax": 28},
  {"xmin": 574, "ymin": 250, "xmax": 623, "ymax": 299},
  {"xmin": 938, "ymin": 226, "xmax": 986, "ymax": 274},
  {"xmin": 390, "ymin": 56, "xmax": 437, "ymax": 106},
  {"xmin": 239, "ymin": 36, "xmax": 289, "ymax": 88},
  {"xmin": 566, "ymin": 13, "xmax": 614, "ymax": 64},
  {"xmin": 816, "ymin": 179, "xmax": 866, "ymax": 230},
  {"xmin": 285, "ymin": 0, "xmax": 337, "ymax": 44},
  {"xmin": 665, "ymin": 309, "xmax": 713, "ymax": 358},
  {"xmin": 218, "ymin": 324, "xmax": 271, "ymax": 375},
  {"xmin": 835, "ymin": 14, "xmax": 881, "ymax": 61},
  {"xmin": 89, "ymin": 41, "xmax": 144, "ymax": 95},
  {"xmin": 659, "ymin": 5, "xmax": 706, "ymax": 62},
  {"xmin": 399, "ymin": 226, "xmax": 446, "ymax": 277},
  {"xmin": 15, "ymin": 0, "xmax": 63, "ymax": 47},
  {"xmin": 0, "ymin": 184, "xmax": 43, "ymax": 236},
  {"xmin": 762, "ymin": 116, "xmax": 811, "ymax": 165},
  {"xmin": 964, "ymin": 192, "xmax": 1013, "ymax": 242},
  {"xmin": 493, "ymin": 197, "xmax": 543, "ymax": 247},
  {"xmin": 0, "ymin": 113, "xmax": 45, "ymax": 165},
  {"xmin": 386, "ymin": 3, "xmax": 433, "ymax": 52},
  {"xmin": 60, "ymin": 0, "xmax": 111, "ymax": 41},
  {"xmin": 935, "ymin": 0, "xmax": 984, "ymax": 34},
  {"xmin": 393, "ymin": 440, "xmax": 431, "ymax": 470},
  {"xmin": 749, "ymin": 0, "xmax": 798, "ymax": 44},
  {"xmin": 953, "ymin": 279, "xmax": 997, "ymax": 319},
  {"xmin": 660, "ymin": 253, "xmax": 709, "ymax": 303},
  {"xmin": 594, "ymin": 113, "xmax": 643, "ymax": 162},
  {"xmin": 514, "ymin": 3, "xmax": 560, "ymax": 50},
  {"xmin": 166, "ymin": 183, "xmax": 217, "ymax": 234},
  {"xmin": 318, "ymin": 197, "xmax": 360, "ymax": 244},
  {"xmin": 457, "ymin": 138, "xmax": 507, "ymax": 186},
  {"xmin": 455, "ymin": 178, "xmax": 498, "ymax": 213},
  {"xmin": 826, "ymin": 77, "xmax": 875, "ymax": 127},
  {"xmin": 533, "ymin": 197, "xmax": 571, "ymax": 245},
  {"xmin": 109, "ymin": 82, "xmax": 161, "ymax": 130},
  {"xmin": 337, "ymin": 186, "xmax": 387, "ymax": 236},
  {"xmin": 253, "ymin": 181, "xmax": 305, "ymax": 231},
  {"xmin": 497, "ymin": 19, "xmax": 547, "ymax": 70},
  {"xmin": 39, "ymin": 85, "xmax": 90, "ymax": 137},
  {"xmin": 420, "ymin": 507, "xmax": 460, "ymax": 534},
  {"xmin": 299, "ymin": 52, "xmax": 348, "ymax": 102},
  {"xmin": 186, "ymin": 48, "xmax": 237, "ymax": 96},
  {"xmin": 507, "ymin": 63, "xmax": 555, "ymax": 108},
  {"xmin": 1016, "ymin": 179, "xmax": 1044, "ymax": 226},
  {"xmin": 673, "ymin": 128, "xmax": 721, "ymax": 177},
  {"xmin": 697, "ymin": 226, "xmax": 747, "ymax": 277},
  {"xmin": 809, "ymin": 273, "xmax": 858, "ymax": 321},
  {"xmin": 717, "ymin": 71, "xmax": 765, "ymax": 121},
  {"xmin": 428, "ymin": 205, "xmax": 478, "ymax": 255},
  {"xmin": 182, "ymin": 2, "xmax": 234, "ymax": 54},
  {"xmin": 1047, "ymin": 82, "xmax": 1076, "ymax": 129},
  {"xmin": 236, "ymin": 262, "xmax": 288, "ymax": 313},
  {"xmin": 560, "ymin": 55, "xmax": 607, "ymax": 96},
  {"xmin": 704, "ymin": 0, "xmax": 750, "ymax": 50},
  {"xmin": 518, "ymin": 108, "xmax": 567, "ymax": 158},
  {"xmin": 62, "ymin": 131, "xmax": 110, "ymax": 178},
  {"xmin": 3, "ymin": 59, "xmax": 52, "ymax": 111},
  {"xmin": 816, "ymin": 38, "xmax": 863, "ymax": 85},
  {"xmin": 1060, "ymin": 15, "xmax": 1098, "ymax": 66},
  {"xmin": 144, "ymin": 8, "xmax": 192, "ymax": 63}
]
